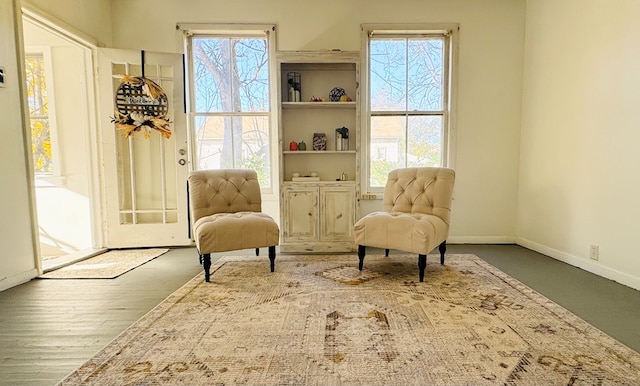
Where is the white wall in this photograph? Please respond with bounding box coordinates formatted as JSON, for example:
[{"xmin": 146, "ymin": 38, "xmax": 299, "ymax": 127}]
[
  {"xmin": 519, "ymin": 0, "xmax": 640, "ymax": 289},
  {"xmin": 0, "ymin": 0, "xmax": 38, "ymax": 291},
  {"xmin": 110, "ymin": 0, "xmax": 527, "ymax": 244},
  {"xmin": 22, "ymin": 0, "xmax": 113, "ymax": 47}
]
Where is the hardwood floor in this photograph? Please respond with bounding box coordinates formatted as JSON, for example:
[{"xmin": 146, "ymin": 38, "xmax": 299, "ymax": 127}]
[{"xmin": 0, "ymin": 245, "xmax": 638, "ymax": 386}]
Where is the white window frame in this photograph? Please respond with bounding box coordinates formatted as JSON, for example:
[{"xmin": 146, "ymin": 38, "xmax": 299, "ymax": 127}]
[
  {"xmin": 25, "ymin": 46, "xmax": 62, "ymax": 179},
  {"xmin": 360, "ymin": 23, "xmax": 458, "ymax": 193},
  {"xmin": 182, "ymin": 24, "xmax": 278, "ymax": 194}
]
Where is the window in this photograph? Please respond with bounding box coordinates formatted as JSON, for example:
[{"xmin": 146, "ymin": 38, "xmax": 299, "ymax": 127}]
[
  {"xmin": 362, "ymin": 25, "xmax": 457, "ymax": 190},
  {"xmin": 25, "ymin": 51, "xmax": 57, "ymax": 174},
  {"xmin": 186, "ymin": 27, "xmax": 275, "ymax": 189}
]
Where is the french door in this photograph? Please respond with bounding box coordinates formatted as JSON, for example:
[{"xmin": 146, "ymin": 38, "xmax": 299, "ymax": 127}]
[{"xmin": 97, "ymin": 49, "xmax": 191, "ymax": 247}]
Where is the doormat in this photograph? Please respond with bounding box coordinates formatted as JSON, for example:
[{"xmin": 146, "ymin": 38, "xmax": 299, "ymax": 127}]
[
  {"xmin": 39, "ymin": 248, "xmax": 169, "ymax": 279},
  {"xmin": 56, "ymin": 254, "xmax": 640, "ymax": 385}
]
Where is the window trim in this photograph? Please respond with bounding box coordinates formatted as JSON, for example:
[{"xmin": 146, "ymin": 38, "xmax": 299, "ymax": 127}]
[
  {"xmin": 360, "ymin": 23, "xmax": 458, "ymax": 193},
  {"xmin": 182, "ymin": 24, "xmax": 277, "ymax": 195}
]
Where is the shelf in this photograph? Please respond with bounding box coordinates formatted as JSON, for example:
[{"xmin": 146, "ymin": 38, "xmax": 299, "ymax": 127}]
[
  {"xmin": 282, "ymin": 101, "xmax": 355, "ymax": 109},
  {"xmin": 283, "ymin": 180, "xmax": 356, "ymax": 186},
  {"xmin": 283, "ymin": 150, "xmax": 355, "ymax": 154}
]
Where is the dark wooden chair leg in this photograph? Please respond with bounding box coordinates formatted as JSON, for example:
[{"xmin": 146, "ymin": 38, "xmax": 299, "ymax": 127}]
[
  {"xmin": 256, "ymin": 248, "xmax": 260, "ymax": 256},
  {"xmin": 268, "ymin": 246, "xmax": 276, "ymax": 272},
  {"xmin": 385, "ymin": 249, "xmax": 390, "ymax": 257},
  {"xmin": 418, "ymin": 254, "xmax": 427, "ymax": 282},
  {"xmin": 439, "ymin": 240, "xmax": 447, "ymax": 265},
  {"xmin": 201, "ymin": 253, "xmax": 212, "ymax": 282},
  {"xmin": 358, "ymin": 245, "xmax": 366, "ymax": 270}
]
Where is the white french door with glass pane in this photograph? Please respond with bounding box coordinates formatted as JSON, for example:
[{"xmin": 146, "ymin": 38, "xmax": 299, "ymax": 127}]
[{"xmin": 98, "ymin": 48, "xmax": 191, "ymax": 248}]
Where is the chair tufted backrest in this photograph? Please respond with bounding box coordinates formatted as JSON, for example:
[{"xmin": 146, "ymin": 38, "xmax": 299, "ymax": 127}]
[
  {"xmin": 188, "ymin": 169, "xmax": 263, "ymax": 222},
  {"xmin": 383, "ymin": 167, "xmax": 455, "ymax": 225}
]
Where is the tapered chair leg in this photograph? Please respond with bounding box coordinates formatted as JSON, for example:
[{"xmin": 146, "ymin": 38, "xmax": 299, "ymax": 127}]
[
  {"xmin": 268, "ymin": 246, "xmax": 276, "ymax": 272},
  {"xmin": 418, "ymin": 254, "xmax": 427, "ymax": 282},
  {"xmin": 439, "ymin": 241, "xmax": 447, "ymax": 265},
  {"xmin": 385, "ymin": 249, "xmax": 390, "ymax": 257},
  {"xmin": 201, "ymin": 253, "xmax": 212, "ymax": 282},
  {"xmin": 358, "ymin": 245, "xmax": 366, "ymax": 270},
  {"xmin": 256, "ymin": 248, "xmax": 260, "ymax": 256}
]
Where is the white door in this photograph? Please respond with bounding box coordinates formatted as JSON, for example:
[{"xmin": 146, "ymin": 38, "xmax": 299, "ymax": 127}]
[{"xmin": 97, "ymin": 48, "xmax": 191, "ymax": 248}]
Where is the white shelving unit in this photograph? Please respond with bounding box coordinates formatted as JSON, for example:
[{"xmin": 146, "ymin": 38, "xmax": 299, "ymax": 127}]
[{"xmin": 277, "ymin": 50, "xmax": 360, "ymax": 253}]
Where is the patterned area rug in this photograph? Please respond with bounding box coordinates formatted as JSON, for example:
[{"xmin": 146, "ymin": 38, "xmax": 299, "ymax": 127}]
[
  {"xmin": 57, "ymin": 254, "xmax": 640, "ymax": 385},
  {"xmin": 39, "ymin": 248, "xmax": 169, "ymax": 279}
]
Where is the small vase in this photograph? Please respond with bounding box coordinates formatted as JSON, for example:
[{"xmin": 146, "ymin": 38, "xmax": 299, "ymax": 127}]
[
  {"xmin": 312, "ymin": 133, "xmax": 327, "ymax": 151},
  {"xmin": 298, "ymin": 141, "xmax": 307, "ymax": 151}
]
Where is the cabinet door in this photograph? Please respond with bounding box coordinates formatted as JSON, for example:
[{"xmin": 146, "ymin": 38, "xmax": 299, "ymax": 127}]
[
  {"xmin": 320, "ymin": 186, "xmax": 355, "ymax": 241},
  {"xmin": 282, "ymin": 187, "xmax": 318, "ymax": 242}
]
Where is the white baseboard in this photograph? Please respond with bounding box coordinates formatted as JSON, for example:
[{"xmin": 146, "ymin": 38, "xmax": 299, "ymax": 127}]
[
  {"xmin": 517, "ymin": 237, "xmax": 640, "ymax": 291},
  {"xmin": 448, "ymin": 236, "xmax": 517, "ymax": 244},
  {"xmin": 0, "ymin": 268, "xmax": 38, "ymax": 292}
]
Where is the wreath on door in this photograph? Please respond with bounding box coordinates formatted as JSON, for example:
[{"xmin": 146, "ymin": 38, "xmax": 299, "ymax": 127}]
[{"xmin": 111, "ymin": 75, "xmax": 172, "ymax": 139}]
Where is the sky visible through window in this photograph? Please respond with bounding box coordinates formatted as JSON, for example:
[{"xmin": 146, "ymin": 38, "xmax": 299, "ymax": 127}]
[
  {"xmin": 368, "ymin": 36, "xmax": 445, "ymax": 187},
  {"xmin": 191, "ymin": 37, "xmax": 271, "ymax": 188}
]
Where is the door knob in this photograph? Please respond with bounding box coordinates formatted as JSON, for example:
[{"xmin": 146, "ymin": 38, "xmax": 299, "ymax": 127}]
[
  {"xmin": 179, "ymin": 149, "xmax": 186, "ymax": 155},
  {"xmin": 178, "ymin": 159, "xmax": 186, "ymax": 166}
]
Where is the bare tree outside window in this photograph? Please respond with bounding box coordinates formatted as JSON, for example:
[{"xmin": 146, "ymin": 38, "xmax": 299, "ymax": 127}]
[
  {"xmin": 191, "ymin": 36, "xmax": 271, "ymax": 188},
  {"xmin": 368, "ymin": 35, "xmax": 448, "ymax": 187},
  {"xmin": 25, "ymin": 54, "xmax": 53, "ymax": 174}
]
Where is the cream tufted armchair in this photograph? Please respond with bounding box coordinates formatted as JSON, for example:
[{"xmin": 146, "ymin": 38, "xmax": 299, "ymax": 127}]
[
  {"xmin": 354, "ymin": 167, "xmax": 455, "ymax": 282},
  {"xmin": 188, "ymin": 169, "xmax": 279, "ymax": 282}
]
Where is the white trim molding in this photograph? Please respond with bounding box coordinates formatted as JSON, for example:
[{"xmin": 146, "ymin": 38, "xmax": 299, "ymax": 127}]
[{"xmin": 518, "ymin": 237, "xmax": 640, "ymax": 291}]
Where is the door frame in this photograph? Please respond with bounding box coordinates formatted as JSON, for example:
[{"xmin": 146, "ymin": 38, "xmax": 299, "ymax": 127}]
[{"xmin": 21, "ymin": 7, "xmax": 105, "ymax": 271}]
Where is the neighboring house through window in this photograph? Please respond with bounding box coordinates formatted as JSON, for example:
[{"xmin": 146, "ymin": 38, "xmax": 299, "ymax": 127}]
[
  {"xmin": 185, "ymin": 26, "xmax": 275, "ymax": 190},
  {"xmin": 362, "ymin": 24, "xmax": 457, "ymax": 190}
]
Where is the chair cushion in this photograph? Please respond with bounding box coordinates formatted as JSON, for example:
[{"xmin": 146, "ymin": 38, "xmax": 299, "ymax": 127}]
[
  {"xmin": 188, "ymin": 169, "xmax": 263, "ymax": 222},
  {"xmin": 194, "ymin": 211, "xmax": 279, "ymax": 254},
  {"xmin": 384, "ymin": 168, "xmax": 455, "ymax": 227},
  {"xmin": 354, "ymin": 211, "xmax": 448, "ymax": 255}
]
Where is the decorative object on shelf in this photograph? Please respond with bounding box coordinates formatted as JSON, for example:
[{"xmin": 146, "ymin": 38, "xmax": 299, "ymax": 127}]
[
  {"xmin": 289, "ymin": 141, "xmax": 298, "ymax": 151},
  {"xmin": 329, "ymin": 87, "xmax": 346, "ymax": 102},
  {"xmin": 287, "ymin": 72, "xmax": 301, "ymax": 102},
  {"xmin": 292, "ymin": 172, "xmax": 300, "ymax": 178},
  {"xmin": 335, "ymin": 127, "xmax": 349, "ymax": 151},
  {"xmin": 298, "ymin": 140, "xmax": 307, "ymax": 151},
  {"xmin": 110, "ymin": 50, "xmax": 172, "ymax": 139},
  {"xmin": 340, "ymin": 172, "xmax": 348, "ymax": 181},
  {"xmin": 313, "ymin": 133, "xmax": 327, "ymax": 150},
  {"xmin": 309, "ymin": 96, "xmax": 324, "ymax": 102}
]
